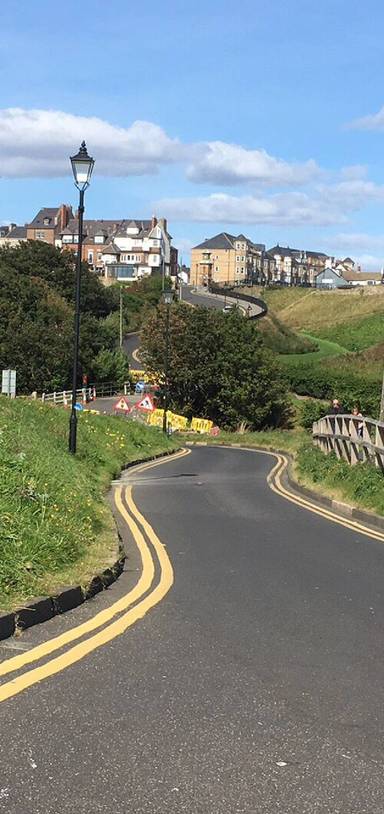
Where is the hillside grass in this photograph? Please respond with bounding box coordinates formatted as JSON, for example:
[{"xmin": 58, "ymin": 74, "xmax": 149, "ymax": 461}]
[
  {"xmin": 278, "ymin": 333, "xmax": 348, "ymax": 364},
  {"xmin": 257, "ymin": 312, "xmax": 318, "ymax": 354},
  {"xmin": 316, "ymin": 312, "xmax": 384, "ymax": 352},
  {"xmin": 0, "ymin": 398, "xmax": 177, "ymax": 610},
  {"xmin": 279, "ymin": 286, "xmax": 384, "ymax": 331}
]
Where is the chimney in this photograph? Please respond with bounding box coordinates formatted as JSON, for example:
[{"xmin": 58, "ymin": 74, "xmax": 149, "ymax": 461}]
[
  {"xmin": 158, "ymin": 217, "xmax": 167, "ymax": 232},
  {"xmin": 151, "ymin": 215, "xmax": 158, "ymax": 228}
]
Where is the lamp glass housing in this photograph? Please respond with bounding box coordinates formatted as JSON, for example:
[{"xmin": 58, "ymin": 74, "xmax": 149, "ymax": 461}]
[
  {"xmin": 70, "ymin": 142, "xmax": 94, "ymax": 190},
  {"xmin": 162, "ymin": 290, "xmax": 173, "ymax": 305}
]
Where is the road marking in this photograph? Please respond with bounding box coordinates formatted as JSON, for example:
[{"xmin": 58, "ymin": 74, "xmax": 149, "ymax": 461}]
[
  {"xmin": 0, "ymin": 449, "xmax": 188, "ymax": 682},
  {"xmin": 270, "ymin": 455, "xmax": 384, "ymax": 543},
  {"xmin": 0, "ymin": 486, "xmax": 174, "ymax": 703},
  {"xmin": 200, "ymin": 444, "xmax": 384, "ymax": 543},
  {"xmin": 132, "ymin": 347, "xmax": 141, "ymax": 363}
]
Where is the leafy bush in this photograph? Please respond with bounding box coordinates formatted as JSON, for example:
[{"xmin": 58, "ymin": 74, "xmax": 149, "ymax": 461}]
[
  {"xmin": 299, "ymin": 399, "xmax": 328, "ymax": 429},
  {"xmin": 284, "ymin": 360, "xmax": 381, "ymax": 416}
]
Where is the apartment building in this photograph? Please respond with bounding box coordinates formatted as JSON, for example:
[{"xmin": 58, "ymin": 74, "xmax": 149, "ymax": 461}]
[
  {"xmin": 268, "ymin": 245, "xmax": 328, "ymax": 285},
  {"xmin": 191, "ymin": 232, "xmax": 272, "ymax": 286}
]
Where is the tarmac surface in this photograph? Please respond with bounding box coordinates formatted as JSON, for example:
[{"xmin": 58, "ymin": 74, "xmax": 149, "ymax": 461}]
[{"xmin": 1, "ymin": 446, "xmax": 384, "ymax": 812}]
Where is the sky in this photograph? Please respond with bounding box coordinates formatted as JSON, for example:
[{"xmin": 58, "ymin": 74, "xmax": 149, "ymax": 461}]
[{"xmin": 2, "ymin": 0, "xmax": 384, "ymax": 267}]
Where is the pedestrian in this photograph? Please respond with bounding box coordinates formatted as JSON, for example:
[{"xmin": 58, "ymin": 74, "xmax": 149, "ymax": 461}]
[
  {"xmin": 330, "ymin": 398, "xmax": 342, "ymax": 415},
  {"xmin": 329, "ymin": 398, "xmax": 342, "ymax": 434},
  {"xmin": 352, "ymin": 405, "xmax": 364, "ymax": 438}
]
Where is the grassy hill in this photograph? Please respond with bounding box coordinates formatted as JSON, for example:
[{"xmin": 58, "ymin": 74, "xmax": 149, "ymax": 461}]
[
  {"xmin": 257, "ymin": 312, "xmax": 318, "ymax": 354},
  {"xmin": 244, "ymin": 285, "xmax": 383, "ymax": 413},
  {"xmin": 0, "ymin": 398, "xmax": 177, "ymax": 610}
]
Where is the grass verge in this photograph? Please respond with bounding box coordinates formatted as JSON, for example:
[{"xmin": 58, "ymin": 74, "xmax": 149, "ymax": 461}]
[{"xmin": 0, "ymin": 397, "xmax": 178, "ymax": 610}]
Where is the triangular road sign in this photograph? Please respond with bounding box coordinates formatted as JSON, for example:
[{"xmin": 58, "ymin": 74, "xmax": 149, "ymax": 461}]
[
  {"xmin": 113, "ymin": 396, "xmax": 131, "ymax": 412},
  {"xmin": 137, "ymin": 394, "xmax": 155, "ymax": 412}
]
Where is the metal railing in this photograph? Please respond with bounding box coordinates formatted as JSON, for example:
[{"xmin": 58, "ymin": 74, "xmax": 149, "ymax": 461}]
[{"xmin": 313, "ymin": 414, "xmax": 384, "ymax": 471}]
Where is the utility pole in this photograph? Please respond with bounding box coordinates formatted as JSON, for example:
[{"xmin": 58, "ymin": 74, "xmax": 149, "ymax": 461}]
[{"xmin": 119, "ymin": 287, "xmax": 123, "ymax": 348}]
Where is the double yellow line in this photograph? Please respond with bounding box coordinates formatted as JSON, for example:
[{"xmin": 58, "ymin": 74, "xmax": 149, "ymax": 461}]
[
  {"xmin": 267, "ymin": 451, "xmax": 384, "ymax": 542},
  {"xmin": 0, "ymin": 449, "xmax": 189, "ymax": 704}
]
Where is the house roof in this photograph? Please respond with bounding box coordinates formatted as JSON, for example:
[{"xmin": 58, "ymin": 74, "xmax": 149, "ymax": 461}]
[
  {"xmin": 342, "ymin": 257, "xmax": 355, "ymax": 264},
  {"xmin": 8, "ymin": 226, "xmax": 27, "ymax": 239},
  {"xmin": 340, "ymin": 269, "xmax": 382, "ymax": 282},
  {"xmin": 102, "ymin": 241, "xmax": 120, "ymax": 255},
  {"xmin": 193, "ymin": 232, "xmax": 238, "ymax": 250},
  {"xmin": 268, "ymin": 245, "xmax": 327, "ymax": 260},
  {"xmin": 28, "ymin": 207, "xmax": 59, "ymax": 228}
]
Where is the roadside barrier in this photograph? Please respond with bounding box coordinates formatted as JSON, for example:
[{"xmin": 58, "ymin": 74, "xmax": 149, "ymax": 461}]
[{"xmin": 313, "ymin": 413, "xmax": 384, "ymax": 470}]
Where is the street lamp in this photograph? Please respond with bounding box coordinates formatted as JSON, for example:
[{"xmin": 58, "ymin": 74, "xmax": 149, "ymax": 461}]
[
  {"xmin": 162, "ymin": 289, "xmax": 173, "ymax": 434},
  {"xmin": 68, "ymin": 141, "xmax": 95, "ymax": 454}
]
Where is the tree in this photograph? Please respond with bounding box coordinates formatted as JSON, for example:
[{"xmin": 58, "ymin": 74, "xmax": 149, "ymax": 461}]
[
  {"xmin": 140, "ymin": 304, "xmax": 290, "ymax": 429},
  {"xmin": 91, "ymin": 349, "xmax": 130, "ymax": 386}
]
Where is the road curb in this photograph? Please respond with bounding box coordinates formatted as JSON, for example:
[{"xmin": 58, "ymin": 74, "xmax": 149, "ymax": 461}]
[
  {"xmin": 186, "ymin": 441, "xmax": 384, "ymax": 533},
  {"xmin": 0, "ymin": 448, "xmax": 180, "ymax": 643}
]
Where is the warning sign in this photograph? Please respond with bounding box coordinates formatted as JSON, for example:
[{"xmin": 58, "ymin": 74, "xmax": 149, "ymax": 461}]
[
  {"xmin": 113, "ymin": 397, "xmax": 131, "ymax": 412},
  {"xmin": 137, "ymin": 394, "xmax": 155, "ymax": 412}
]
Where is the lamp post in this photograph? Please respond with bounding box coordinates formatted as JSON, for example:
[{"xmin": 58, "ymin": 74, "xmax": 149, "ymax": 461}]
[
  {"xmin": 162, "ymin": 289, "xmax": 173, "ymax": 434},
  {"xmin": 68, "ymin": 141, "xmax": 95, "ymax": 454}
]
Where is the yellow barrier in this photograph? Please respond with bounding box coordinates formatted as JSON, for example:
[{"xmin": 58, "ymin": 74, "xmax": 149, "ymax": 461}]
[
  {"xmin": 147, "ymin": 409, "xmax": 189, "ymax": 431},
  {"xmin": 191, "ymin": 417, "xmax": 213, "ymax": 434},
  {"xmin": 130, "ymin": 369, "xmax": 157, "ymax": 384}
]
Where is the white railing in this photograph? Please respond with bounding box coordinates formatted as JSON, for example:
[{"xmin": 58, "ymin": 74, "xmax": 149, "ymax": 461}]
[
  {"xmin": 39, "ymin": 381, "xmax": 131, "ymax": 406},
  {"xmin": 312, "ymin": 414, "xmax": 384, "ymax": 471}
]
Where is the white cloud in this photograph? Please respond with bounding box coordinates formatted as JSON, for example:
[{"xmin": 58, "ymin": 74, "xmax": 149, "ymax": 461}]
[
  {"xmin": 187, "ymin": 141, "xmax": 320, "ymax": 186},
  {"xmin": 0, "ymin": 108, "xmax": 183, "ymax": 177},
  {"xmin": 153, "ymin": 192, "xmax": 346, "ymax": 226},
  {"xmin": 0, "ymin": 108, "xmax": 321, "ymax": 187},
  {"xmin": 348, "ymin": 106, "xmax": 384, "ymax": 130}
]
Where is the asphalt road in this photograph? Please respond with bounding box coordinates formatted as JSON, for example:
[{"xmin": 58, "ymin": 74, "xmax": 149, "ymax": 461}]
[
  {"xmin": 123, "ymin": 332, "xmax": 141, "ymax": 367},
  {"xmin": 1, "ymin": 446, "xmax": 384, "ymax": 812}
]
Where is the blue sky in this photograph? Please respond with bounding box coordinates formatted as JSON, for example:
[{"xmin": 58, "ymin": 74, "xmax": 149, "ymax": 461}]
[{"xmin": 2, "ymin": 0, "xmax": 384, "ymax": 266}]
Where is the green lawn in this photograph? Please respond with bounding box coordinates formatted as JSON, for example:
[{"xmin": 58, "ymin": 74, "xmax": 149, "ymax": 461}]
[
  {"xmin": 279, "ymin": 333, "xmax": 348, "ymax": 365},
  {"xmin": 0, "ymin": 398, "xmax": 177, "ymax": 610}
]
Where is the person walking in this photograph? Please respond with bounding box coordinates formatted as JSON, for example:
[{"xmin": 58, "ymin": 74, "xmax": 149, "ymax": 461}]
[{"xmin": 352, "ymin": 405, "xmax": 364, "ymax": 438}]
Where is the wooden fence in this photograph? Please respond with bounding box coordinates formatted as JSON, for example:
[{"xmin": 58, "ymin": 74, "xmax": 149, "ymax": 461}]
[{"xmin": 312, "ymin": 414, "xmax": 384, "ymax": 471}]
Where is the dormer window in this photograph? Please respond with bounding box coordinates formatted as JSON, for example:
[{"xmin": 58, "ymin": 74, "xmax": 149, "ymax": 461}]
[
  {"xmin": 94, "ymin": 234, "xmax": 104, "ymax": 244},
  {"xmin": 43, "ymin": 217, "xmax": 51, "ymax": 226}
]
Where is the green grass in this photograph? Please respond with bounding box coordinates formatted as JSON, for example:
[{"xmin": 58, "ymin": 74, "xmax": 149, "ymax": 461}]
[
  {"xmin": 296, "ymin": 442, "xmax": 384, "ymax": 517},
  {"xmin": 316, "ymin": 312, "xmax": 384, "ymax": 352},
  {"xmin": 257, "ymin": 313, "xmax": 318, "ymax": 355},
  {"xmin": 279, "ymin": 333, "xmax": 348, "ymax": 365},
  {"xmin": 0, "ymin": 398, "xmax": 177, "ymax": 610}
]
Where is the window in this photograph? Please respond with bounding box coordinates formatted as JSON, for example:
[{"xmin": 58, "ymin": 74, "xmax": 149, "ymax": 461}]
[
  {"xmin": 43, "ymin": 217, "xmax": 51, "ymax": 226},
  {"xmin": 236, "ymin": 256, "xmax": 240, "ymax": 261},
  {"xmin": 62, "ymin": 235, "xmax": 73, "ymax": 244},
  {"xmin": 215, "ymin": 266, "xmax": 219, "ymax": 272},
  {"xmin": 36, "ymin": 231, "xmax": 45, "ymax": 240},
  {"xmin": 97, "ymin": 253, "xmax": 102, "ymax": 261},
  {"xmin": 241, "ymin": 267, "xmax": 244, "ymax": 273},
  {"xmin": 241, "ymin": 256, "xmax": 245, "ymax": 261},
  {"xmin": 94, "ymin": 235, "xmax": 104, "ymax": 244},
  {"xmin": 88, "ymin": 251, "xmax": 93, "ymax": 264}
]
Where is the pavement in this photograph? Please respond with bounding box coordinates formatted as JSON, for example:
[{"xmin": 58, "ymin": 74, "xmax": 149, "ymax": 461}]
[{"xmin": 1, "ymin": 446, "xmax": 384, "ymax": 812}]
